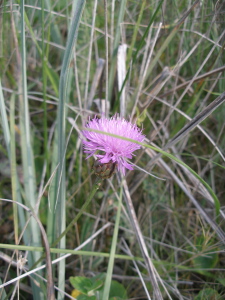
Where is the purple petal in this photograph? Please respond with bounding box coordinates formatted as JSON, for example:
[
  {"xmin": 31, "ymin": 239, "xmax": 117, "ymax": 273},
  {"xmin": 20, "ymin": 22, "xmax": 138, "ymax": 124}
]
[{"xmin": 82, "ymin": 114, "xmax": 145, "ymax": 175}]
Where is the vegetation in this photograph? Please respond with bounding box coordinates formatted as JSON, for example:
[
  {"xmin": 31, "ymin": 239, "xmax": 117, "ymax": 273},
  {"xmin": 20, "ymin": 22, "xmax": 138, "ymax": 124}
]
[{"xmin": 0, "ymin": 0, "xmax": 225, "ymax": 299}]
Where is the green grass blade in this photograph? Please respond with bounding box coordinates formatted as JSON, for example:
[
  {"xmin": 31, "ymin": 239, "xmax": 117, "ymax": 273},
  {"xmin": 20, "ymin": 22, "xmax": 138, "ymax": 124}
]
[
  {"xmin": 55, "ymin": 0, "xmax": 86, "ymax": 297},
  {"xmin": 23, "ymin": 12, "xmax": 59, "ymax": 96},
  {"xmin": 44, "ymin": 0, "xmax": 62, "ymax": 46},
  {"xmin": 0, "ymin": 278, "xmax": 7, "ymax": 300},
  {"xmin": 41, "ymin": 0, "xmax": 48, "ymax": 176},
  {"xmin": 126, "ymin": 0, "xmax": 146, "ymax": 62},
  {"xmin": 0, "ymin": 81, "xmax": 28, "ymax": 297},
  {"xmin": 114, "ymin": 0, "xmax": 164, "ymax": 112},
  {"xmin": 142, "ymin": 0, "xmax": 200, "ymax": 88},
  {"xmin": 10, "ymin": 94, "xmax": 19, "ymax": 244},
  {"xmin": 0, "ymin": 80, "xmax": 28, "ymax": 242},
  {"xmin": 19, "ymin": 1, "xmax": 43, "ymax": 298},
  {"xmin": 0, "ymin": 80, "xmax": 10, "ymax": 154},
  {"xmin": 108, "ymin": 0, "xmax": 127, "ymax": 103}
]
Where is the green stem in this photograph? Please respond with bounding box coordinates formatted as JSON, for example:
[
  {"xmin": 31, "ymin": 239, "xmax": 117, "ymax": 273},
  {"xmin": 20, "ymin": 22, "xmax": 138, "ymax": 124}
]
[{"xmin": 102, "ymin": 184, "xmax": 123, "ymax": 300}]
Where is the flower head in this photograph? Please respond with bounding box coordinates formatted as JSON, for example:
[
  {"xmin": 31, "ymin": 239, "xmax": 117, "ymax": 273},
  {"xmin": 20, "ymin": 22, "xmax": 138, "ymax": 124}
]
[{"xmin": 82, "ymin": 115, "xmax": 145, "ymax": 176}]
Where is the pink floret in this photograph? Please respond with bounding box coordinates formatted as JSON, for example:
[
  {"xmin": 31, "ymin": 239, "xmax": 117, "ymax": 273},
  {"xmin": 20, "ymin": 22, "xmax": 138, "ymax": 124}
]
[{"xmin": 82, "ymin": 115, "xmax": 145, "ymax": 175}]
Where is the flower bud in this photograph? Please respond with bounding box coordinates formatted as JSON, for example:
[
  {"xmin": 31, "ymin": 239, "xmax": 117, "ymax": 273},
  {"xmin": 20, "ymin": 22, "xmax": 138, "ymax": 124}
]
[{"xmin": 93, "ymin": 160, "xmax": 117, "ymax": 179}]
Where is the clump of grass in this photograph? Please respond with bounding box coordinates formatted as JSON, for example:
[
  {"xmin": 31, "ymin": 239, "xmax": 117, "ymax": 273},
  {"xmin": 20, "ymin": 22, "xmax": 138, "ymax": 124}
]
[{"xmin": 0, "ymin": 0, "xmax": 225, "ymax": 299}]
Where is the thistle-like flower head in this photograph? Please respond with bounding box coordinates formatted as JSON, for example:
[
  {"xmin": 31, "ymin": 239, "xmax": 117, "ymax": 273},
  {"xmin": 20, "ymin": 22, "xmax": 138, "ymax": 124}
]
[{"xmin": 82, "ymin": 115, "xmax": 145, "ymax": 176}]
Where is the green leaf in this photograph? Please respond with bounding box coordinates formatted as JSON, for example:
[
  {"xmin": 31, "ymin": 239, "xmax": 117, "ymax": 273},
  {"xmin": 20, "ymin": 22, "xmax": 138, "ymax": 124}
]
[
  {"xmin": 69, "ymin": 276, "xmax": 103, "ymax": 296},
  {"xmin": 98, "ymin": 280, "xmax": 128, "ymax": 300},
  {"xmin": 109, "ymin": 281, "xmax": 128, "ymax": 299},
  {"xmin": 217, "ymin": 277, "xmax": 225, "ymax": 287},
  {"xmin": 70, "ymin": 277, "xmax": 92, "ymax": 295},
  {"xmin": 136, "ymin": 107, "xmax": 147, "ymax": 127},
  {"xmin": 77, "ymin": 295, "xmax": 96, "ymax": 300},
  {"xmin": 193, "ymin": 237, "xmax": 218, "ymax": 276},
  {"xmin": 80, "ymin": 219, "xmax": 95, "ymax": 251},
  {"xmin": 87, "ymin": 280, "xmax": 104, "ymax": 297},
  {"xmin": 194, "ymin": 288, "xmax": 220, "ymax": 300}
]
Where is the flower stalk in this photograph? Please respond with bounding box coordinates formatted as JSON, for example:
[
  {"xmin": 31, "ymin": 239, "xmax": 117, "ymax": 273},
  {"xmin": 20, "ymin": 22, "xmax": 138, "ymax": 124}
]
[{"xmin": 102, "ymin": 185, "xmax": 123, "ymax": 299}]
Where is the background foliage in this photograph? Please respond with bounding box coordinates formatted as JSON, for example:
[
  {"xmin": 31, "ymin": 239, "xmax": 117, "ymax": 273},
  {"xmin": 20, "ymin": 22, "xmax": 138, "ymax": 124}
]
[{"xmin": 0, "ymin": 0, "xmax": 225, "ymax": 299}]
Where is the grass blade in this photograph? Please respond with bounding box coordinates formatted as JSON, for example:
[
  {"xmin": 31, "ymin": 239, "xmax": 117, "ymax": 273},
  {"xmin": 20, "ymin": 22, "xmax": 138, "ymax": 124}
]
[
  {"xmin": 19, "ymin": 1, "xmax": 43, "ymax": 298},
  {"xmin": 54, "ymin": 0, "xmax": 86, "ymax": 297},
  {"xmin": 108, "ymin": 0, "xmax": 127, "ymax": 103}
]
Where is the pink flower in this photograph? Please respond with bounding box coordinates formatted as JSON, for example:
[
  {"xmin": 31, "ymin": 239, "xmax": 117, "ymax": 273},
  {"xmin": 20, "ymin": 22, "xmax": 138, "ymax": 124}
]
[{"xmin": 82, "ymin": 115, "xmax": 145, "ymax": 175}]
